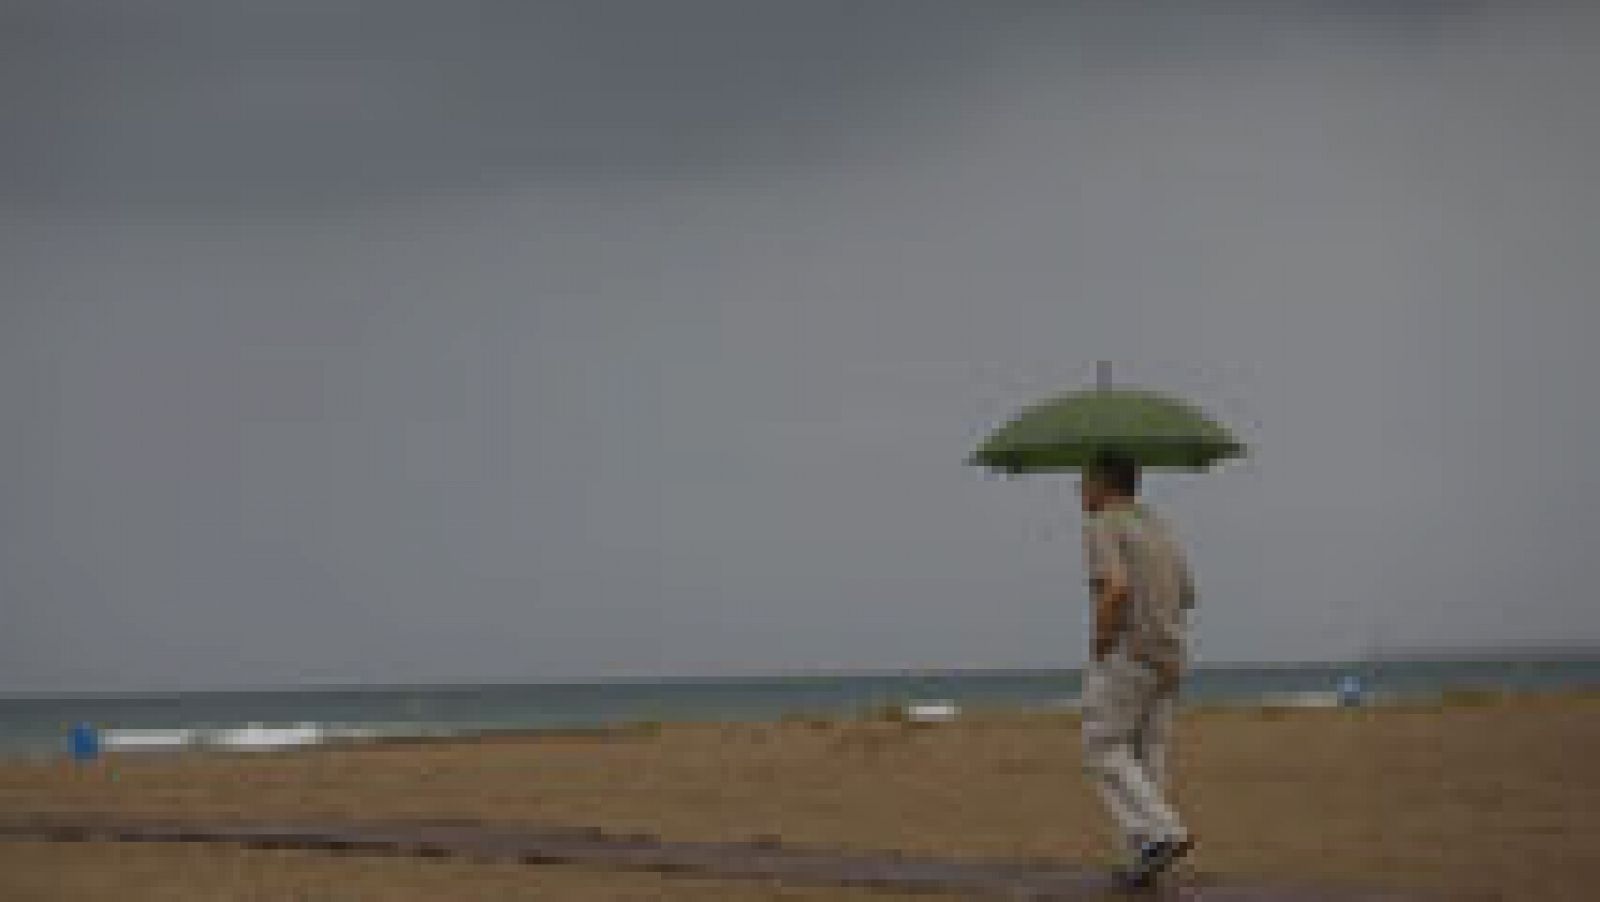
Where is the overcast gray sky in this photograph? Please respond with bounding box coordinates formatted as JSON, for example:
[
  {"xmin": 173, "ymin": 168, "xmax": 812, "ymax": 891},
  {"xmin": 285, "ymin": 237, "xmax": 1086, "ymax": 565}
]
[{"xmin": 3, "ymin": 1, "xmax": 1598, "ymax": 693}]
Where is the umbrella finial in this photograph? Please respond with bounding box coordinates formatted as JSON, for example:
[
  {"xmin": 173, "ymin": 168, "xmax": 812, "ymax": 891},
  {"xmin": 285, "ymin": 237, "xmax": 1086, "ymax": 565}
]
[{"xmin": 1096, "ymin": 360, "xmax": 1112, "ymax": 391}]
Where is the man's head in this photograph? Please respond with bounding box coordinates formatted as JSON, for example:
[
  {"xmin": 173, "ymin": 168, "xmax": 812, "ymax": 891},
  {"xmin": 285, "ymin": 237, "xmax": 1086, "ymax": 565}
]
[{"xmin": 1079, "ymin": 448, "xmax": 1140, "ymax": 513}]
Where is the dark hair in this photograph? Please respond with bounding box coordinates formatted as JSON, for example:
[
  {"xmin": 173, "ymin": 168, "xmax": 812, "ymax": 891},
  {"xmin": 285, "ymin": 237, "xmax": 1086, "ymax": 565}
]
[{"xmin": 1088, "ymin": 448, "xmax": 1140, "ymax": 497}]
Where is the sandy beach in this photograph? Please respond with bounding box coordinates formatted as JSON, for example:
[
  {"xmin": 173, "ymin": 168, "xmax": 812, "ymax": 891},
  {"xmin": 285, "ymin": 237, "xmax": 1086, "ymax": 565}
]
[{"xmin": 2, "ymin": 691, "xmax": 1596, "ymax": 900}]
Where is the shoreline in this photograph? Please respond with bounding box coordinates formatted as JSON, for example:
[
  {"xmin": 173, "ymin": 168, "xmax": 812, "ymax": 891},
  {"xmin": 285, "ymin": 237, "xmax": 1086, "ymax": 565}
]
[{"xmin": 9, "ymin": 684, "xmax": 1598, "ymax": 763}]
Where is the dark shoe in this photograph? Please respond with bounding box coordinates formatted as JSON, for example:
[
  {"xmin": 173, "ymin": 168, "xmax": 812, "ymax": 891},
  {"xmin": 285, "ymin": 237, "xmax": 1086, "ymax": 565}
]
[{"xmin": 1111, "ymin": 837, "xmax": 1193, "ymax": 891}]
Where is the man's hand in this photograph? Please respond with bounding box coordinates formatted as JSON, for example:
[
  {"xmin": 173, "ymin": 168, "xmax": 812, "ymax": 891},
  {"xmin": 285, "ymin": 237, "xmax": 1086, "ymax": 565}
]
[
  {"xmin": 1149, "ymin": 658, "xmax": 1181, "ymax": 695},
  {"xmin": 1092, "ymin": 630, "xmax": 1117, "ymax": 662}
]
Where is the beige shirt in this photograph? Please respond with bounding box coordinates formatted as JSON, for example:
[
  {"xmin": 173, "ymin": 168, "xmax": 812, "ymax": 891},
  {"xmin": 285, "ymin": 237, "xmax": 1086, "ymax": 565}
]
[{"xmin": 1083, "ymin": 503, "xmax": 1195, "ymax": 669}]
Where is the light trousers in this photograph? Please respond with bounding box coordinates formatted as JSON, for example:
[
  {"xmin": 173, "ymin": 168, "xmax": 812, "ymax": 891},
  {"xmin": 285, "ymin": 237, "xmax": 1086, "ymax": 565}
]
[{"xmin": 1080, "ymin": 650, "xmax": 1185, "ymax": 850}]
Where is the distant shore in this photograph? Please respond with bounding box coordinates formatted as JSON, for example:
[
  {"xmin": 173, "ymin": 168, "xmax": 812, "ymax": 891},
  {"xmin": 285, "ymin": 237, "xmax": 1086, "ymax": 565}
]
[{"xmin": 5, "ymin": 651, "xmax": 1597, "ymax": 699}]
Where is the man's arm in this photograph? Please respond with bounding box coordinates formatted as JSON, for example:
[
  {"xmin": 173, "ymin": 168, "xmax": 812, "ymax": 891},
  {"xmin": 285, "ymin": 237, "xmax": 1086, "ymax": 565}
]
[
  {"xmin": 1093, "ymin": 578, "xmax": 1130, "ymax": 661},
  {"xmin": 1085, "ymin": 520, "xmax": 1130, "ymax": 661}
]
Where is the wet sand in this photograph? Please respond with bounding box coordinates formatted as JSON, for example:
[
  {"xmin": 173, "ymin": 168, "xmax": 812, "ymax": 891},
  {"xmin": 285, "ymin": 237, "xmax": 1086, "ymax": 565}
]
[
  {"xmin": 2, "ymin": 691, "xmax": 1595, "ymax": 900},
  {"xmin": 0, "ymin": 840, "xmax": 923, "ymax": 901}
]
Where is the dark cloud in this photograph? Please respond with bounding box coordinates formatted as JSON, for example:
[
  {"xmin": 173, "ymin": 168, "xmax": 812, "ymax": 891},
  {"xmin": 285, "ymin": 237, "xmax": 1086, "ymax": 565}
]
[
  {"xmin": 0, "ymin": 1, "xmax": 1033, "ymax": 208},
  {"xmin": 1, "ymin": 0, "xmax": 1492, "ymax": 210}
]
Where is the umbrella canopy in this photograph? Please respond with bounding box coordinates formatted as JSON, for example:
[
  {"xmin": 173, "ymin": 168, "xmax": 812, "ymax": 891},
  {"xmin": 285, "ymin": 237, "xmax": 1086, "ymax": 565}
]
[{"xmin": 971, "ymin": 364, "xmax": 1246, "ymax": 474}]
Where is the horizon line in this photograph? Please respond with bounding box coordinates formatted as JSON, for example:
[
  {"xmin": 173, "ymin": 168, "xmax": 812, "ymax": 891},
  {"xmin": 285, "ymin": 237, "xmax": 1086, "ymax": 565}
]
[{"xmin": 4, "ymin": 650, "xmax": 1596, "ymax": 699}]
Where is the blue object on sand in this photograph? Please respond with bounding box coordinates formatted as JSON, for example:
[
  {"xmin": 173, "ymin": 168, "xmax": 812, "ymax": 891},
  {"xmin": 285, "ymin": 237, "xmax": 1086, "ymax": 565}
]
[
  {"xmin": 69, "ymin": 722, "xmax": 100, "ymax": 762},
  {"xmin": 1336, "ymin": 675, "xmax": 1365, "ymax": 707}
]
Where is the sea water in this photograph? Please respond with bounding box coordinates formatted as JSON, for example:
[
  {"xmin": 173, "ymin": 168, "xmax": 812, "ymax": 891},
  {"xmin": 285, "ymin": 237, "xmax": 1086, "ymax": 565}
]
[{"xmin": 2, "ymin": 657, "xmax": 1596, "ymax": 759}]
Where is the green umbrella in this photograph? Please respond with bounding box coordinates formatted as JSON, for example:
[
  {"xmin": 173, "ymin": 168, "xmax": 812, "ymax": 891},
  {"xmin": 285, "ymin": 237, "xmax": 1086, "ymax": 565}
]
[{"xmin": 970, "ymin": 362, "xmax": 1246, "ymax": 474}]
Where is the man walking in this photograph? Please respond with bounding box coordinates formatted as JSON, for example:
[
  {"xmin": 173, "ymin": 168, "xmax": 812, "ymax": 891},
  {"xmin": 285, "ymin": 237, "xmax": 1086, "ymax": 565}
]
[{"xmin": 1078, "ymin": 449, "xmax": 1196, "ymax": 889}]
